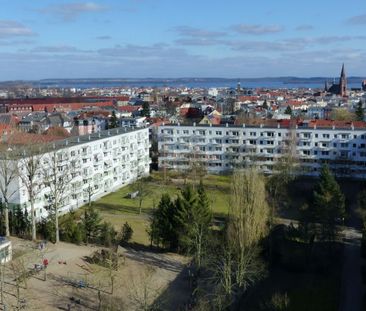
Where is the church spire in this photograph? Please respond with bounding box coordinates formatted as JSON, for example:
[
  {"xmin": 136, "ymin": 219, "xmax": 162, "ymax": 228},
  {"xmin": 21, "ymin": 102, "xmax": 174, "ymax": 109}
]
[
  {"xmin": 340, "ymin": 63, "xmax": 346, "ymax": 78},
  {"xmin": 339, "ymin": 63, "xmax": 347, "ymax": 97}
]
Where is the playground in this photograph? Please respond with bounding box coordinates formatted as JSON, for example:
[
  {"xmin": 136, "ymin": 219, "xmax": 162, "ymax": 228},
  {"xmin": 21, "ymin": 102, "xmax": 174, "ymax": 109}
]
[{"xmin": 1, "ymin": 237, "xmax": 189, "ymax": 310}]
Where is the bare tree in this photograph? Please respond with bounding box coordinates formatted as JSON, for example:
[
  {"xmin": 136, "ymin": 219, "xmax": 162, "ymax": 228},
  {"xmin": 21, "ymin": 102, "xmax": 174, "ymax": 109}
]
[
  {"xmin": 0, "ymin": 146, "xmax": 19, "ymax": 237},
  {"xmin": 132, "ymin": 178, "xmax": 151, "ymax": 214},
  {"xmin": 227, "ymin": 168, "xmax": 269, "ymax": 295},
  {"xmin": 43, "ymin": 149, "xmax": 73, "ymax": 243},
  {"xmin": 18, "ymin": 144, "xmax": 45, "ymax": 241}
]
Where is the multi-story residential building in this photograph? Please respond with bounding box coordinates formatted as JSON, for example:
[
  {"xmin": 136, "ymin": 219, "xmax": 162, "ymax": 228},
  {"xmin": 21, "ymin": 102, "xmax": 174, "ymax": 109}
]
[
  {"xmin": 1, "ymin": 127, "xmax": 150, "ymax": 219},
  {"xmin": 158, "ymin": 120, "xmax": 366, "ymax": 178}
]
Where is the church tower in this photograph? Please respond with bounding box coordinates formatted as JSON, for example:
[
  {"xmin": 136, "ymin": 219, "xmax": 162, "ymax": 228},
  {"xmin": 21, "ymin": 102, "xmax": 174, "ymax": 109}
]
[{"xmin": 339, "ymin": 63, "xmax": 347, "ymax": 97}]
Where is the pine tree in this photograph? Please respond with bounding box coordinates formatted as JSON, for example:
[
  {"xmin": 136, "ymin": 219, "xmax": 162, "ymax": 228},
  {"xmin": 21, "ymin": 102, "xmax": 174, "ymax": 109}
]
[
  {"xmin": 262, "ymin": 100, "xmax": 269, "ymax": 110},
  {"xmin": 284, "ymin": 105, "xmax": 292, "ymax": 116},
  {"xmin": 83, "ymin": 205, "xmax": 102, "ymax": 244},
  {"xmin": 141, "ymin": 102, "xmax": 150, "ymax": 117},
  {"xmin": 110, "ymin": 110, "xmax": 118, "ymax": 128},
  {"xmin": 193, "ymin": 181, "xmax": 212, "ymax": 267},
  {"xmin": 312, "ymin": 165, "xmax": 345, "ymax": 241},
  {"xmin": 149, "ymin": 194, "xmax": 178, "ymax": 249},
  {"xmin": 355, "ymin": 100, "xmax": 364, "ymax": 121}
]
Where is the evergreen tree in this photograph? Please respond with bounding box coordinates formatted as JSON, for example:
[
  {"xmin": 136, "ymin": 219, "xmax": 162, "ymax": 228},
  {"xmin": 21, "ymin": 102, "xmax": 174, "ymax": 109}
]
[
  {"xmin": 60, "ymin": 210, "xmax": 84, "ymax": 244},
  {"xmin": 110, "ymin": 110, "xmax": 118, "ymax": 128},
  {"xmin": 149, "ymin": 194, "xmax": 178, "ymax": 249},
  {"xmin": 284, "ymin": 105, "xmax": 292, "ymax": 116},
  {"xmin": 312, "ymin": 165, "xmax": 345, "ymax": 241},
  {"xmin": 141, "ymin": 102, "xmax": 150, "ymax": 117},
  {"xmin": 355, "ymin": 100, "xmax": 364, "ymax": 121},
  {"xmin": 262, "ymin": 100, "xmax": 269, "ymax": 110},
  {"xmin": 119, "ymin": 222, "xmax": 133, "ymax": 245},
  {"xmin": 193, "ymin": 181, "xmax": 212, "ymax": 267},
  {"xmin": 99, "ymin": 221, "xmax": 116, "ymax": 247},
  {"xmin": 83, "ymin": 205, "xmax": 102, "ymax": 244}
]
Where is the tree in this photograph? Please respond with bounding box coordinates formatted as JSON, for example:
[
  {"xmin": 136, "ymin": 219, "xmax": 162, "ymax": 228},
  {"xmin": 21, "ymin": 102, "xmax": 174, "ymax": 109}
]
[
  {"xmin": 141, "ymin": 102, "xmax": 150, "ymax": 117},
  {"xmin": 132, "ymin": 178, "xmax": 151, "ymax": 214},
  {"xmin": 119, "ymin": 222, "xmax": 133, "ymax": 245},
  {"xmin": 99, "ymin": 221, "xmax": 117, "ymax": 247},
  {"xmin": 148, "ymin": 193, "xmax": 178, "ymax": 249},
  {"xmin": 42, "ymin": 149, "xmax": 73, "ymax": 243},
  {"xmin": 110, "ymin": 111, "xmax": 118, "ymax": 129},
  {"xmin": 355, "ymin": 100, "xmax": 364, "ymax": 121},
  {"xmin": 18, "ymin": 144, "xmax": 45, "ymax": 241},
  {"xmin": 60, "ymin": 210, "xmax": 83, "ymax": 244},
  {"xmin": 262, "ymin": 100, "xmax": 269, "ymax": 110},
  {"xmin": 330, "ymin": 108, "xmax": 355, "ymax": 121},
  {"xmin": 0, "ymin": 147, "xmax": 19, "ymax": 237},
  {"xmin": 226, "ymin": 169, "xmax": 269, "ymax": 297},
  {"xmin": 284, "ymin": 105, "xmax": 292, "ymax": 116},
  {"xmin": 312, "ymin": 165, "xmax": 345, "ymax": 241},
  {"xmin": 83, "ymin": 205, "xmax": 102, "ymax": 244},
  {"xmin": 192, "ymin": 181, "xmax": 212, "ymax": 268}
]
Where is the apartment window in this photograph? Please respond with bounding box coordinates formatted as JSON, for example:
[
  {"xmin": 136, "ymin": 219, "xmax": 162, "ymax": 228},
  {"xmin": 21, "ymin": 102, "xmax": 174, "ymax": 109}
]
[
  {"xmin": 314, "ymin": 151, "xmax": 318, "ymax": 155},
  {"xmin": 322, "ymin": 134, "xmax": 330, "ymax": 138},
  {"xmin": 216, "ymin": 131, "xmax": 222, "ymax": 135},
  {"xmin": 340, "ymin": 143, "xmax": 348, "ymax": 148},
  {"xmin": 315, "ymin": 134, "xmax": 318, "ymax": 138},
  {"xmin": 322, "ymin": 143, "xmax": 327, "ymax": 147},
  {"xmin": 232, "ymin": 131, "xmax": 239, "ymax": 136},
  {"xmin": 183, "ymin": 130, "xmax": 189, "ymax": 134},
  {"xmin": 278, "ymin": 133, "xmax": 281, "ymax": 137},
  {"xmin": 249, "ymin": 140, "xmax": 256, "ymax": 145},
  {"xmin": 321, "ymin": 151, "xmax": 329, "ymax": 155},
  {"xmin": 334, "ymin": 134, "xmax": 338, "ymax": 138},
  {"xmin": 333, "ymin": 143, "xmax": 337, "ymax": 147},
  {"xmin": 303, "ymin": 150, "xmax": 310, "ymax": 155},
  {"xmin": 250, "ymin": 132, "xmax": 257, "ymax": 136}
]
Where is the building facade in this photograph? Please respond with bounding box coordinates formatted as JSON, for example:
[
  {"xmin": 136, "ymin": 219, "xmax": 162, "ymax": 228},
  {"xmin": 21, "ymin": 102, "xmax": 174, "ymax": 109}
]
[
  {"xmin": 158, "ymin": 122, "xmax": 366, "ymax": 178},
  {"xmin": 1, "ymin": 127, "xmax": 150, "ymax": 219}
]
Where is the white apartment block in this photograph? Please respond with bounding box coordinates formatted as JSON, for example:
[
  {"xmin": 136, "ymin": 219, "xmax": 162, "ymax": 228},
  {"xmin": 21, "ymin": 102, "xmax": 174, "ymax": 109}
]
[
  {"xmin": 158, "ymin": 122, "xmax": 366, "ymax": 178},
  {"xmin": 1, "ymin": 127, "xmax": 150, "ymax": 219}
]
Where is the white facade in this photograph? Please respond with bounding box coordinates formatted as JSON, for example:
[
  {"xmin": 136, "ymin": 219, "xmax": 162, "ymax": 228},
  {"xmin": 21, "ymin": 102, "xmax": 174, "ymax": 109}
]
[
  {"xmin": 158, "ymin": 123, "xmax": 366, "ymax": 178},
  {"xmin": 2, "ymin": 127, "xmax": 150, "ymax": 219}
]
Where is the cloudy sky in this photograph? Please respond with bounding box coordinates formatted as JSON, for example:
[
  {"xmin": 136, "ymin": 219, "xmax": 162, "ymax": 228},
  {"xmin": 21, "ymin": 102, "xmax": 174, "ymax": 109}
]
[{"xmin": 0, "ymin": 0, "xmax": 366, "ymax": 80}]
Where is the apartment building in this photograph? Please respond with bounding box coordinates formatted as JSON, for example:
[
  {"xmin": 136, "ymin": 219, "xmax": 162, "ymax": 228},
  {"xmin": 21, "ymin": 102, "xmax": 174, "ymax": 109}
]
[
  {"xmin": 158, "ymin": 120, "xmax": 366, "ymax": 178},
  {"xmin": 1, "ymin": 127, "xmax": 150, "ymax": 219}
]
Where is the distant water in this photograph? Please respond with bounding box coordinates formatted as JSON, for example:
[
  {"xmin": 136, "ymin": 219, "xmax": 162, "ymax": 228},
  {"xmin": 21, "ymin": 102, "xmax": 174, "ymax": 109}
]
[{"xmin": 38, "ymin": 81, "xmax": 362, "ymax": 90}]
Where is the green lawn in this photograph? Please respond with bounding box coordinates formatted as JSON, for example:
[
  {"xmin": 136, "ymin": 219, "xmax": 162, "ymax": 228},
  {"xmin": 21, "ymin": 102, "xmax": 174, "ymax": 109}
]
[
  {"xmin": 94, "ymin": 173, "xmax": 231, "ymax": 215},
  {"xmin": 86, "ymin": 172, "xmax": 231, "ymax": 245}
]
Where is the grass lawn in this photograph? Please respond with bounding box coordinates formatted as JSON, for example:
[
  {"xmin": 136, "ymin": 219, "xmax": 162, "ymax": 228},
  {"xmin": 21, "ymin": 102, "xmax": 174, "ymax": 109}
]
[
  {"xmin": 94, "ymin": 172, "xmax": 231, "ymax": 215},
  {"xmin": 84, "ymin": 172, "xmax": 231, "ymax": 245}
]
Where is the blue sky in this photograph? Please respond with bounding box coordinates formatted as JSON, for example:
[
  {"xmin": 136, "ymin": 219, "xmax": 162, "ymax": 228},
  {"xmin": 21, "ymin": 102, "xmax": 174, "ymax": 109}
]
[{"xmin": 0, "ymin": 0, "xmax": 366, "ymax": 80}]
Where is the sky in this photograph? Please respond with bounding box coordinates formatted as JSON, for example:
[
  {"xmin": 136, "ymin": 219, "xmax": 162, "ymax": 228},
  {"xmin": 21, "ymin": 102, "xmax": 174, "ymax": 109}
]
[{"xmin": 0, "ymin": 0, "xmax": 366, "ymax": 80}]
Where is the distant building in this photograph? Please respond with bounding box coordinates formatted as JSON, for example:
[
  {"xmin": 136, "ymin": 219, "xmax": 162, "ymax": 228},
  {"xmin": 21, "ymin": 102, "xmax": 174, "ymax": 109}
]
[
  {"xmin": 325, "ymin": 64, "xmax": 347, "ymax": 97},
  {"xmin": 158, "ymin": 120, "xmax": 366, "ymax": 178},
  {"xmin": 362, "ymin": 80, "xmax": 366, "ymax": 91}
]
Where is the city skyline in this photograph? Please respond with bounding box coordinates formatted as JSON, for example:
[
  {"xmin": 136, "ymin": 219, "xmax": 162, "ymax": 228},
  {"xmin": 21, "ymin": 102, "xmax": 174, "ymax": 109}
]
[{"xmin": 1, "ymin": 0, "xmax": 366, "ymax": 80}]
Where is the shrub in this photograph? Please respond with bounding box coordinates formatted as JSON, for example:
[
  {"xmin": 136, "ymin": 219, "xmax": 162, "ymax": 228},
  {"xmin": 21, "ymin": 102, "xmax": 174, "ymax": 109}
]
[{"xmin": 119, "ymin": 222, "xmax": 133, "ymax": 245}]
